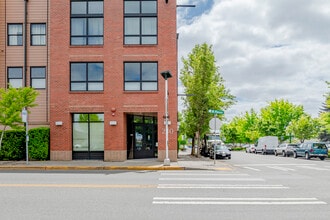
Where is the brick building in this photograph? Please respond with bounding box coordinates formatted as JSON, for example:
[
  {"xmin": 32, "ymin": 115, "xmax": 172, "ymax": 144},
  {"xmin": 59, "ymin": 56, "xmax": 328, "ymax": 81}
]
[{"xmin": 0, "ymin": 0, "xmax": 178, "ymax": 162}]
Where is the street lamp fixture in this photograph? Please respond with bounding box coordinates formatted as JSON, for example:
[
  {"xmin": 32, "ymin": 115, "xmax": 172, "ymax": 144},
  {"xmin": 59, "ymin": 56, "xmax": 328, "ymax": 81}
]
[{"xmin": 160, "ymin": 70, "xmax": 172, "ymax": 166}]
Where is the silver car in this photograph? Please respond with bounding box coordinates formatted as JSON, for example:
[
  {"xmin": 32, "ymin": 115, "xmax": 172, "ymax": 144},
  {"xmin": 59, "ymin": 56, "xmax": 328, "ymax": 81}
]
[{"xmin": 274, "ymin": 143, "xmax": 298, "ymax": 157}]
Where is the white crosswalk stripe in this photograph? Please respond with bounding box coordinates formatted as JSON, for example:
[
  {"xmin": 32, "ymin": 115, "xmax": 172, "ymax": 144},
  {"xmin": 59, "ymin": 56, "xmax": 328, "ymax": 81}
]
[
  {"xmin": 153, "ymin": 197, "xmax": 327, "ymax": 205},
  {"xmin": 157, "ymin": 184, "xmax": 288, "ymax": 189}
]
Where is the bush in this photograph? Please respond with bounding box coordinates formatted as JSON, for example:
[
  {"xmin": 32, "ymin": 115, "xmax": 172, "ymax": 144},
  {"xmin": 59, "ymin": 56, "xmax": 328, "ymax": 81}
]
[
  {"xmin": 0, "ymin": 130, "xmax": 25, "ymax": 160},
  {"xmin": 29, "ymin": 127, "xmax": 50, "ymax": 160},
  {"xmin": 0, "ymin": 127, "xmax": 50, "ymax": 161}
]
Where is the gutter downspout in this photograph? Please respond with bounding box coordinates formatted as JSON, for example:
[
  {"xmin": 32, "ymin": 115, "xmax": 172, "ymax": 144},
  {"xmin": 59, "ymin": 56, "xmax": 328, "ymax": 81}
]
[{"xmin": 24, "ymin": 0, "xmax": 28, "ymax": 87}]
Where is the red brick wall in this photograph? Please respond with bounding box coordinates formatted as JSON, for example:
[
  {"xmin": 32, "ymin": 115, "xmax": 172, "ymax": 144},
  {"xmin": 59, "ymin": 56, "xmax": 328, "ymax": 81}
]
[{"xmin": 49, "ymin": 0, "xmax": 178, "ymax": 161}]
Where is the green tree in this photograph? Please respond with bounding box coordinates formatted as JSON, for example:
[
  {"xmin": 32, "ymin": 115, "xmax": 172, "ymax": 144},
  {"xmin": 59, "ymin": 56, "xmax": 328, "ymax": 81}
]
[
  {"xmin": 0, "ymin": 86, "xmax": 38, "ymax": 149},
  {"xmin": 286, "ymin": 114, "xmax": 320, "ymax": 143},
  {"xmin": 180, "ymin": 43, "xmax": 235, "ymax": 155},
  {"xmin": 259, "ymin": 99, "xmax": 304, "ymax": 141},
  {"xmin": 319, "ymin": 81, "xmax": 330, "ymax": 141}
]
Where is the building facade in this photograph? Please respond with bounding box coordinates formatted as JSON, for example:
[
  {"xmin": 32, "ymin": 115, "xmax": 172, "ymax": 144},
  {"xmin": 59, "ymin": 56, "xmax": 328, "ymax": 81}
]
[
  {"xmin": 0, "ymin": 0, "xmax": 49, "ymax": 126},
  {"xmin": 0, "ymin": 0, "xmax": 178, "ymax": 162}
]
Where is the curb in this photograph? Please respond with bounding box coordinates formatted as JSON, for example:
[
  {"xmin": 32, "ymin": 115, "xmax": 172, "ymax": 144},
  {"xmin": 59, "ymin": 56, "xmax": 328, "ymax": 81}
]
[{"xmin": 0, "ymin": 165, "xmax": 185, "ymax": 171}]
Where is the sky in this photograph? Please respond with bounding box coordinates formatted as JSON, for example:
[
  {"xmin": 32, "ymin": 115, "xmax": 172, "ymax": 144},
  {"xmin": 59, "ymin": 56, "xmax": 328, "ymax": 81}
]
[{"xmin": 176, "ymin": 0, "xmax": 330, "ymax": 122}]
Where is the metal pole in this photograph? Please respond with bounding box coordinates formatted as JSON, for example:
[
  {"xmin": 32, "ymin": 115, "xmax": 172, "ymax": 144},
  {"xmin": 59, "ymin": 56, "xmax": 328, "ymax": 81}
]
[
  {"xmin": 26, "ymin": 121, "xmax": 29, "ymax": 165},
  {"xmin": 164, "ymin": 78, "xmax": 170, "ymax": 166},
  {"xmin": 214, "ymin": 114, "xmax": 216, "ymax": 165}
]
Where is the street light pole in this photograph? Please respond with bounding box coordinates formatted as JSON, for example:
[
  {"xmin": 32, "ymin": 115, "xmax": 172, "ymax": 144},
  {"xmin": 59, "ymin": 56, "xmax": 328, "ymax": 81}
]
[{"xmin": 161, "ymin": 71, "xmax": 172, "ymax": 166}]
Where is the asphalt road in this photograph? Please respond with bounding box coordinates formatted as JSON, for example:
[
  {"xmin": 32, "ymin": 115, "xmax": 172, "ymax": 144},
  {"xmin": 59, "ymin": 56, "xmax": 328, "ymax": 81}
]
[{"xmin": 1, "ymin": 151, "xmax": 330, "ymax": 220}]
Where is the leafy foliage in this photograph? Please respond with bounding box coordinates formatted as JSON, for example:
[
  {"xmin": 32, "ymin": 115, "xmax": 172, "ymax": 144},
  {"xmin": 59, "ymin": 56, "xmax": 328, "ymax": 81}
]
[
  {"xmin": 0, "ymin": 130, "xmax": 25, "ymax": 160},
  {"xmin": 0, "ymin": 86, "xmax": 38, "ymax": 148},
  {"xmin": 180, "ymin": 43, "xmax": 235, "ymax": 153},
  {"xmin": 29, "ymin": 127, "xmax": 50, "ymax": 160},
  {"xmin": 286, "ymin": 115, "xmax": 320, "ymax": 143}
]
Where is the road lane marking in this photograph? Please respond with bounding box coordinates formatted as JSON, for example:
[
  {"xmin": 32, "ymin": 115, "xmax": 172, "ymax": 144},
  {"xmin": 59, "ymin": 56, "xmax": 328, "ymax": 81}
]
[
  {"xmin": 157, "ymin": 184, "xmax": 288, "ymax": 189},
  {"xmin": 159, "ymin": 177, "xmax": 265, "ymax": 181},
  {"xmin": 235, "ymin": 163, "xmax": 316, "ymax": 167},
  {"xmin": 243, "ymin": 167, "xmax": 261, "ymax": 171},
  {"xmin": 297, "ymin": 166, "xmax": 330, "ymax": 171},
  {"xmin": 267, "ymin": 166, "xmax": 296, "ymax": 171},
  {"xmin": 0, "ymin": 184, "xmax": 156, "ymax": 188},
  {"xmin": 153, "ymin": 197, "xmax": 327, "ymax": 205},
  {"xmin": 161, "ymin": 173, "xmax": 249, "ymax": 176}
]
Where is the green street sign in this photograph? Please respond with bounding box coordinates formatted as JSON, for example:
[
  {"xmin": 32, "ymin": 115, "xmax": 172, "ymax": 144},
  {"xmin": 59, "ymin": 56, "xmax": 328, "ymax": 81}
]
[{"xmin": 208, "ymin": 109, "xmax": 224, "ymax": 114}]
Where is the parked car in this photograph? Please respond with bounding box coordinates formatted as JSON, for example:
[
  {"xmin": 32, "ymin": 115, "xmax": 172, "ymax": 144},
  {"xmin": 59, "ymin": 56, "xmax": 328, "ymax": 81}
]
[
  {"xmin": 209, "ymin": 144, "xmax": 231, "ymax": 159},
  {"xmin": 245, "ymin": 144, "xmax": 256, "ymax": 153},
  {"xmin": 285, "ymin": 144, "xmax": 300, "ymax": 157},
  {"xmin": 255, "ymin": 136, "xmax": 279, "ymax": 155},
  {"xmin": 293, "ymin": 142, "xmax": 328, "ymax": 160},
  {"xmin": 274, "ymin": 143, "xmax": 298, "ymax": 157}
]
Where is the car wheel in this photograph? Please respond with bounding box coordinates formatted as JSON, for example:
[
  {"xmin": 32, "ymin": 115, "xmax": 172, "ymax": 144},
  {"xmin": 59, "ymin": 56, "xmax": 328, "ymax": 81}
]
[
  {"xmin": 293, "ymin": 152, "xmax": 297, "ymax": 158},
  {"xmin": 274, "ymin": 151, "xmax": 278, "ymax": 156},
  {"xmin": 282, "ymin": 151, "xmax": 286, "ymax": 157},
  {"xmin": 305, "ymin": 153, "xmax": 310, "ymax": 160},
  {"xmin": 319, "ymin": 156, "xmax": 325, "ymax": 161},
  {"xmin": 228, "ymin": 156, "xmax": 231, "ymax": 159}
]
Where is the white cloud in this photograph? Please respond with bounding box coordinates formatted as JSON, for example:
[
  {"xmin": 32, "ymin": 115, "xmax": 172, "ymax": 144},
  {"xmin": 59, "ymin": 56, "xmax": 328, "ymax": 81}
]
[{"xmin": 177, "ymin": 0, "xmax": 330, "ymax": 120}]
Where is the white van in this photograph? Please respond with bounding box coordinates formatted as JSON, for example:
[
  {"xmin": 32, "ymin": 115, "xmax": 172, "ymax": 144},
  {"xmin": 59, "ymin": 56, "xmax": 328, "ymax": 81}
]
[{"xmin": 255, "ymin": 136, "xmax": 278, "ymax": 155}]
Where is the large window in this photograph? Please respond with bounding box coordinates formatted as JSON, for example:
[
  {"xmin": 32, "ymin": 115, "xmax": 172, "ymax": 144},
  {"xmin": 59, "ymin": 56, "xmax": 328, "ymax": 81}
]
[
  {"xmin": 70, "ymin": 62, "xmax": 104, "ymax": 91},
  {"xmin": 31, "ymin": 24, "xmax": 46, "ymax": 46},
  {"xmin": 72, "ymin": 113, "xmax": 104, "ymax": 152},
  {"xmin": 8, "ymin": 24, "xmax": 23, "ymax": 46},
  {"xmin": 124, "ymin": 62, "xmax": 157, "ymax": 91},
  {"xmin": 7, "ymin": 67, "xmax": 23, "ymax": 88},
  {"xmin": 124, "ymin": 0, "xmax": 157, "ymax": 45},
  {"xmin": 71, "ymin": 0, "xmax": 104, "ymax": 45},
  {"xmin": 31, "ymin": 67, "xmax": 46, "ymax": 89}
]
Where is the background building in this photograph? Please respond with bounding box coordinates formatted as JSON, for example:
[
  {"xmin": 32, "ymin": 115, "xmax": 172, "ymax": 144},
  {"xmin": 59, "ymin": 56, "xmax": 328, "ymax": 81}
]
[{"xmin": 1, "ymin": 0, "xmax": 178, "ymax": 162}]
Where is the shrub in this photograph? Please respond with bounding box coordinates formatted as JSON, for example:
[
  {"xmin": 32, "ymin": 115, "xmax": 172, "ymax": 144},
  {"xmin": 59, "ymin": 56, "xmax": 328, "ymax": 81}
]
[
  {"xmin": 28, "ymin": 127, "xmax": 50, "ymax": 160},
  {"xmin": 0, "ymin": 130, "xmax": 25, "ymax": 160}
]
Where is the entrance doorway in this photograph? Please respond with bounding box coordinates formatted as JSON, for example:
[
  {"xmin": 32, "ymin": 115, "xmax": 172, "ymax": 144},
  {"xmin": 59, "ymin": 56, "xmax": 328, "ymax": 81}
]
[{"xmin": 127, "ymin": 115, "xmax": 157, "ymax": 159}]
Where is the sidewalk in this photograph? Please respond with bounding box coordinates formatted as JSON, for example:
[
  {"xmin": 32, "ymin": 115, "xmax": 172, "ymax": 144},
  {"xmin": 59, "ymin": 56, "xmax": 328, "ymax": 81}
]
[{"xmin": 0, "ymin": 150, "xmax": 232, "ymax": 171}]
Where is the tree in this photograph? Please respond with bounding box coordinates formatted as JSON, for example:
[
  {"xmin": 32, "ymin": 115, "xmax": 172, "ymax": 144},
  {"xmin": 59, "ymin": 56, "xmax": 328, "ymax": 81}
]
[
  {"xmin": 259, "ymin": 99, "xmax": 304, "ymax": 141},
  {"xmin": 180, "ymin": 43, "xmax": 235, "ymax": 155},
  {"xmin": 286, "ymin": 114, "xmax": 320, "ymax": 143},
  {"xmin": 319, "ymin": 81, "xmax": 330, "ymax": 141},
  {"xmin": 0, "ymin": 86, "xmax": 38, "ymax": 149}
]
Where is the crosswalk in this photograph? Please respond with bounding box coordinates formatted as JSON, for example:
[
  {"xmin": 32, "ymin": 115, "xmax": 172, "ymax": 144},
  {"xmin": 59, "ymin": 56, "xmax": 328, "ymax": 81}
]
[
  {"xmin": 235, "ymin": 163, "xmax": 330, "ymax": 172},
  {"xmin": 152, "ymin": 170, "xmax": 327, "ymax": 206}
]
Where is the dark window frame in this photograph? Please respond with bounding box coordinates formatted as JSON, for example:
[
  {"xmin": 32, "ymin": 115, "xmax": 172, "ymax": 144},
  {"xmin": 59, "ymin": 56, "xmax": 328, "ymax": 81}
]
[
  {"xmin": 7, "ymin": 23, "xmax": 23, "ymax": 46},
  {"xmin": 124, "ymin": 61, "xmax": 158, "ymax": 91},
  {"xmin": 30, "ymin": 66, "xmax": 46, "ymax": 89},
  {"xmin": 70, "ymin": 0, "xmax": 104, "ymax": 46},
  {"xmin": 30, "ymin": 23, "xmax": 46, "ymax": 46},
  {"xmin": 124, "ymin": 0, "xmax": 158, "ymax": 45},
  {"xmin": 7, "ymin": 67, "xmax": 23, "ymax": 88},
  {"xmin": 70, "ymin": 62, "xmax": 104, "ymax": 91}
]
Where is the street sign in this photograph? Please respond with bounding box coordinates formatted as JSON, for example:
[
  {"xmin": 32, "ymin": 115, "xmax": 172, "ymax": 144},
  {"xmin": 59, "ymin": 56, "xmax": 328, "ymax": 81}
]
[
  {"xmin": 209, "ymin": 118, "xmax": 221, "ymax": 131},
  {"xmin": 208, "ymin": 109, "xmax": 224, "ymax": 114}
]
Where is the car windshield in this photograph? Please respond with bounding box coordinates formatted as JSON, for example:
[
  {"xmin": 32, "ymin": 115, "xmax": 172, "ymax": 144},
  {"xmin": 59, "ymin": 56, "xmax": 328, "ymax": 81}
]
[
  {"xmin": 215, "ymin": 145, "xmax": 227, "ymax": 150},
  {"xmin": 313, "ymin": 143, "xmax": 327, "ymax": 149}
]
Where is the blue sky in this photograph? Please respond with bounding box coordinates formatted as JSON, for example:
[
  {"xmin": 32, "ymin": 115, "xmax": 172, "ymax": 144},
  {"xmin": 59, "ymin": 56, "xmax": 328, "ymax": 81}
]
[{"xmin": 177, "ymin": 0, "xmax": 330, "ymax": 121}]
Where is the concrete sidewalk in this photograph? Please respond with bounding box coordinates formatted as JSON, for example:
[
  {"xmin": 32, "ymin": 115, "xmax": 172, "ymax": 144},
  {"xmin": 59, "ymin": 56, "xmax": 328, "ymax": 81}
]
[{"xmin": 0, "ymin": 150, "xmax": 232, "ymax": 171}]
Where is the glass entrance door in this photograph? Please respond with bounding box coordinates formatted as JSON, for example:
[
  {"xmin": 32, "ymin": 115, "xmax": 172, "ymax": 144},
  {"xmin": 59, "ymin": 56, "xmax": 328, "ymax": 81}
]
[{"xmin": 133, "ymin": 124, "xmax": 155, "ymax": 159}]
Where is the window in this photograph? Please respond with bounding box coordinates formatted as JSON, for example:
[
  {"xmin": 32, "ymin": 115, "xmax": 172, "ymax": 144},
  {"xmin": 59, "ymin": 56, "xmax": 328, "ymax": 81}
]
[
  {"xmin": 7, "ymin": 67, "xmax": 23, "ymax": 88},
  {"xmin": 71, "ymin": 0, "xmax": 104, "ymax": 45},
  {"xmin": 124, "ymin": 0, "xmax": 157, "ymax": 45},
  {"xmin": 72, "ymin": 113, "xmax": 104, "ymax": 152},
  {"xmin": 124, "ymin": 62, "xmax": 157, "ymax": 91},
  {"xmin": 70, "ymin": 62, "xmax": 104, "ymax": 91},
  {"xmin": 31, "ymin": 24, "xmax": 46, "ymax": 46},
  {"xmin": 8, "ymin": 24, "xmax": 23, "ymax": 46},
  {"xmin": 31, "ymin": 67, "xmax": 46, "ymax": 89}
]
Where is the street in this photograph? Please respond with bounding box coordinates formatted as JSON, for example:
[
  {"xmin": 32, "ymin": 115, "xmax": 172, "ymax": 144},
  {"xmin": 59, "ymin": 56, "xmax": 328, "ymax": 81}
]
[{"xmin": 1, "ymin": 151, "xmax": 330, "ymax": 220}]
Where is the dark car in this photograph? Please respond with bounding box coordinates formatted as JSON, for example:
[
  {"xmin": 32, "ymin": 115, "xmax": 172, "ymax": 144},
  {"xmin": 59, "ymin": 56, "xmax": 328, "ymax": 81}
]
[
  {"xmin": 209, "ymin": 144, "xmax": 231, "ymax": 159},
  {"xmin": 293, "ymin": 142, "xmax": 328, "ymax": 160}
]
